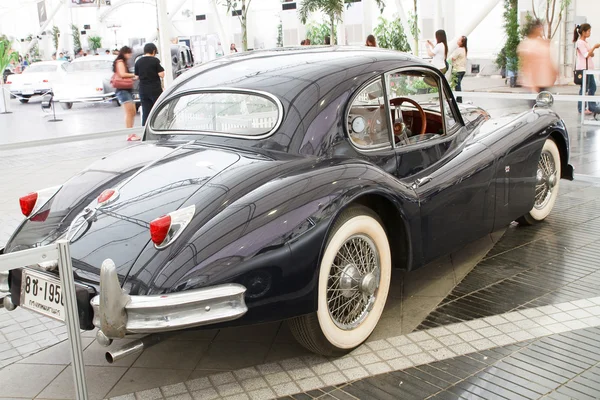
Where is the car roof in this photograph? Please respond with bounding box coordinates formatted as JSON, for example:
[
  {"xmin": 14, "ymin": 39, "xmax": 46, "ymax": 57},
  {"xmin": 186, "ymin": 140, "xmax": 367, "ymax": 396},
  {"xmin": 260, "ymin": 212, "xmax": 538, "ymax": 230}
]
[{"xmin": 30, "ymin": 61, "xmax": 67, "ymax": 66}]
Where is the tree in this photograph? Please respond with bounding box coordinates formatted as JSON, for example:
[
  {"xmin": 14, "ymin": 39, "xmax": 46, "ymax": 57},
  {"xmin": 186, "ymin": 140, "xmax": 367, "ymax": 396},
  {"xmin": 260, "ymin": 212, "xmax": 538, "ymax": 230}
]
[
  {"xmin": 277, "ymin": 21, "xmax": 283, "ymax": 47},
  {"xmin": 374, "ymin": 16, "xmax": 410, "ymax": 52},
  {"xmin": 496, "ymin": 0, "xmax": 520, "ymax": 84},
  {"xmin": 0, "ymin": 38, "xmax": 19, "ymax": 113},
  {"xmin": 299, "ymin": 0, "xmax": 385, "ymax": 46},
  {"xmin": 305, "ymin": 21, "xmax": 332, "ymax": 45},
  {"xmin": 52, "ymin": 26, "xmax": 60, "ymax": 53},
  {"xmin": 410, "ymin": 0, "xmax": 418, "ymax": 54},
  {"xmin": 71, "ymin": 24, "xmax": 82, "ymax": 51},
  {"xmin": 530, "ymin": 0, "xmax": 571, "ymax": 39},
  {"xmin": 88, "ymin": 36, "xmax": 102, "ymax": 52},
  {"xmin": 221, "ymin": 0, "xmax": 252, "ymax": 51}
]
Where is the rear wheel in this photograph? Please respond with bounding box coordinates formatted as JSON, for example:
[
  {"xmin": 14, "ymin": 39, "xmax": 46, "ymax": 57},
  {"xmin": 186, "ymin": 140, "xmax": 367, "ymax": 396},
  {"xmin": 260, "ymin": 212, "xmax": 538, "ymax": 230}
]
[
  {"xmin": 61, "ymin": 102, "xmax": 73, "ymax": 110},
  {"xmin": 288, "ymin": 205, "xmax": 391, "ymax": 356},
  {"xmin": 19, "ymin": 98, "xmax": 29, "ymax": 104},
  {"xmin": 517, "ymin": 138, "xmax": 561, "ymax": 225}
]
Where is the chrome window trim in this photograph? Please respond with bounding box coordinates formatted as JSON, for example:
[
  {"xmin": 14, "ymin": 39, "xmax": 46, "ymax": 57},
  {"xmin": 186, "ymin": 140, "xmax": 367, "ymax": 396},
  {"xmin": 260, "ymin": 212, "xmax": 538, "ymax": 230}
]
[
  {"xmin": 147, "ymin": 87, "xmax": 284, "ymax": 140},
  {"xmin": 345, "ymin": 76, "xmax": 394, "ymax": 153}
]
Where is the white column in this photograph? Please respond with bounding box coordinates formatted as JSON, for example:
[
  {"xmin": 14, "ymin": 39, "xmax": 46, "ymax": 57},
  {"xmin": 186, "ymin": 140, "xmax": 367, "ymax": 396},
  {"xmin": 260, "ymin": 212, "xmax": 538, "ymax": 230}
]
[
  {"xmin": 26, "ymin": 0, "xmax": 65, "ymax": 53},
  {"xmin": 157, "ymin": 0, "xmax": 174, "ymax": 87},
  {"xmin": 447, "ymin": 0, "xmax": 501, "ymax": 54},
  {"xmin": 434, "ymin": 0, "xmax": 443, "ymax": 30},
  {"xmin": 209, "ymin": 0, "xmax": 231, "ymax": 49}
]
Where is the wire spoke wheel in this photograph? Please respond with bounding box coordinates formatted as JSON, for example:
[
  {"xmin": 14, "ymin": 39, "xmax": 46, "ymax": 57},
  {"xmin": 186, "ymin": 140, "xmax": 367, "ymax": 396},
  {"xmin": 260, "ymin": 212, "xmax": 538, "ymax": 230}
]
[
  {"xmin": 327, "ymin": 234, "xmax": 380, "ymax": 330},
  {"xmin": 517, "ymin": 138, "xmax": 561, "ymax": 225}
]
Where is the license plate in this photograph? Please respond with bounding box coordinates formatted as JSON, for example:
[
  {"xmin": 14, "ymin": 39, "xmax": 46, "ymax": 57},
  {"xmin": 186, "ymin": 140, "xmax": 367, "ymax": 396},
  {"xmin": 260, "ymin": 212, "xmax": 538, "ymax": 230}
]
[
  {"xmin": 20, "ymin": 270, "xmax": 65, "ymax": 321},
  {"xmin": 22, "ymin": 89, "xmax": 34, "ymax": 95}
]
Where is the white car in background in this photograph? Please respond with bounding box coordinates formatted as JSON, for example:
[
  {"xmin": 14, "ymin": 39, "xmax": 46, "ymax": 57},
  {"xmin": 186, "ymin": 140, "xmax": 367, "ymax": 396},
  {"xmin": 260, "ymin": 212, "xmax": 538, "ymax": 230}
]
[
  {"xmin": 52, "ymin": 55, "xmax": 117, "ymax": 110},
  {"xmin": 7, "ymin": 61, "xmax": 67, "ymax": 103}
]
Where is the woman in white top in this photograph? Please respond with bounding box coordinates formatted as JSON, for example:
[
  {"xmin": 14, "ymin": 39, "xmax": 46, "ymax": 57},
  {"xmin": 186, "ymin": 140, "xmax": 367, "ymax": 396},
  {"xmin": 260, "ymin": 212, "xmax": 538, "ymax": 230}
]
[
  {"xmin": 426, "ymin": 30, "xmax": 448, "ymax": 73},
  {"xmin": 574, "ymin": 23, "xmax": 600, "ymax": 114},
  {"xmin": 450, "ymin": 36, "xmax": 468, "ymax": 103}
]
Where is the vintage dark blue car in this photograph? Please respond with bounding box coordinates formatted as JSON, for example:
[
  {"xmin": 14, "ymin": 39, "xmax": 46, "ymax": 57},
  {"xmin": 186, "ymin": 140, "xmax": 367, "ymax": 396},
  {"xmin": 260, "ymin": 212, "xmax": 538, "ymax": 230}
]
[{"xmin": 1, "ymin": 47, "xmax": 573, "ymax": 358}]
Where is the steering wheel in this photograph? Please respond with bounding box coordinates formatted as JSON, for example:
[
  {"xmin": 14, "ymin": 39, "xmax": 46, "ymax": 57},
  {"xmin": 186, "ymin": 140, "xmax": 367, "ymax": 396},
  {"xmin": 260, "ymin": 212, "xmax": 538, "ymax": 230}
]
[{"xmin": 389, "ymin": 97, "xmax": 427, "ymax": 136}]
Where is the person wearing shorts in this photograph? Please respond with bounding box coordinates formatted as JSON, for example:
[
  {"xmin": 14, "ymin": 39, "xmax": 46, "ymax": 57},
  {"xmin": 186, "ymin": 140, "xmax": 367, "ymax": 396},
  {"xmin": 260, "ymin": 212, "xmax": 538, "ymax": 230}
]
[{"xmin": 113, "ymin": 46, "xmax": 139, "ymax": 140}]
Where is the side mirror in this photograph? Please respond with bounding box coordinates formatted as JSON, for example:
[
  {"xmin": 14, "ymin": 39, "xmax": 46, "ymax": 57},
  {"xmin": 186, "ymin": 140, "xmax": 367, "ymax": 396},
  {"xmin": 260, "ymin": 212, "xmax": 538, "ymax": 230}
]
[
  {"xmin": 41, "ymin": 94, "xmax": 53, "ymax": 109},
  {"xmin": 535, "ymin": 91, "xmax": 554, "ymax": 108}
]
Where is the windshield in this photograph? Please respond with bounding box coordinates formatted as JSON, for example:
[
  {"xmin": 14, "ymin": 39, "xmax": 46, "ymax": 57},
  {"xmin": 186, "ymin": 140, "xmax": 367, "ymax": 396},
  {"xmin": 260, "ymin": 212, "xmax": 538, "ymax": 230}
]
[
  {"xmin": 151, "ymin": 91, "xmax": 280, "ymax": 136},
  {"xmin": 25, "ymin": 64, "xmax": 58, "ymax": 73},
  {"xmin": 66, "ymin": 60, "xmax": 113, "ymax": 72}
]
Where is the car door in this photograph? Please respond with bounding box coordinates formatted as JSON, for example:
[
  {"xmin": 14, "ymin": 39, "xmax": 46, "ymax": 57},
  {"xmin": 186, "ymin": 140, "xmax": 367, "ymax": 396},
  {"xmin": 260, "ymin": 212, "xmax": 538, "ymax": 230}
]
[{"xmin": 384, "ymin": 67, "xmax": 496, "ymax": 265}]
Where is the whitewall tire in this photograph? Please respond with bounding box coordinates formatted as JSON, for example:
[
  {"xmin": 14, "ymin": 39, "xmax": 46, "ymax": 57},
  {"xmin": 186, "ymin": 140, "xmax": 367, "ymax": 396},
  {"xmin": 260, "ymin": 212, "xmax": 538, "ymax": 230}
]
[
  {"xmin": 518, "ymin": 138, "xmax": 561, "ymax": 225},
  {"xmin": 288, "ymin": 205, "xmax": 391, "ymax": 356}
]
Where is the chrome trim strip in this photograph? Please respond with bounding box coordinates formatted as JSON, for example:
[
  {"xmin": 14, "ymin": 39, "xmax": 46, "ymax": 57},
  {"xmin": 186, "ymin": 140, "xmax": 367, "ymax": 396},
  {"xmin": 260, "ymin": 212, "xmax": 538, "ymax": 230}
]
[
  {"xmin": 91, "ymin": 258, "xmax": 247, "ymax": 337},
  {"xmin": 147, "ymin": 87, "xmax": 284, "ymax": 140}
]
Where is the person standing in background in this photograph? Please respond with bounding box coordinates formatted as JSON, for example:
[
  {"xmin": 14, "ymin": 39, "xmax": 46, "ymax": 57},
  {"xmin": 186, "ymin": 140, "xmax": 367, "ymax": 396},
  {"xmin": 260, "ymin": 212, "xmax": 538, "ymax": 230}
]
[
  {"xmin": 366, "ymin": 35, "xmax": 377, "ymax": 47},
  {"xmin": 135, "ymin": 43, "xmax": 165, "ymax": 127},
  {"xmin": 113, "ymin": 46, "xmax": 138, "ymax": 138},
  {"xmin": 426, "ymin": 30, "xmax": 449, "ymax": 73},
  {"xmin": 451, "ymin": 36, "xmax": 468, "ymax": 103},
  {"xmin": 518, "ymin": 19, "xmax": 557, "ymax": 107},
  {"xmin": 230, "ymin": 43, "xmax": 238, "ymax": 53},
  {"xmin": 573, "ymin": 23, "xmax": 600, "ymax": 115}
]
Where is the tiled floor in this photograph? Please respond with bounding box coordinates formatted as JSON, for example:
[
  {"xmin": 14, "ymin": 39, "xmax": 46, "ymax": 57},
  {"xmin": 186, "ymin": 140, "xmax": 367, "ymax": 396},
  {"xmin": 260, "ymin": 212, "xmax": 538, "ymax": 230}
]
[{"xmin": 0, "ymin": 101, "xmax": 600, "ymax": 399}]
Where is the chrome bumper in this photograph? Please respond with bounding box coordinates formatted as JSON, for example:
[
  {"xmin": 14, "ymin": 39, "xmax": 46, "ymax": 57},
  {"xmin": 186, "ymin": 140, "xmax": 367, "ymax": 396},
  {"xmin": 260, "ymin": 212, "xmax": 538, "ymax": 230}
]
[{"xmin": 90, "ymin": 259, "xmax": 247, "ymax": 339}]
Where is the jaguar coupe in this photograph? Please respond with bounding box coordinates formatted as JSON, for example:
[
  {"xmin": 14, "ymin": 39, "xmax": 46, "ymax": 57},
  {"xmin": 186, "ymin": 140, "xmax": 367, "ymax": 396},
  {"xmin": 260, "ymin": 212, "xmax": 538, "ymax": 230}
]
[{"xmin": 0, "ymin": 47, "xmax": 573, "ymax": 358}]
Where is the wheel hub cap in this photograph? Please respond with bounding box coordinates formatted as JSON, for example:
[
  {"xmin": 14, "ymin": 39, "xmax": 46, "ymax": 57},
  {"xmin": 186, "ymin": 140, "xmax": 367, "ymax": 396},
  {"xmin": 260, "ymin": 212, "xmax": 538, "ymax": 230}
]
[
  {"xmin": 534, "ymin": 150, "xmax": 557, "ymax": 210},
  {"xmin": 326, "ymin": 234, "xmax": 381, "ymax": 330}
]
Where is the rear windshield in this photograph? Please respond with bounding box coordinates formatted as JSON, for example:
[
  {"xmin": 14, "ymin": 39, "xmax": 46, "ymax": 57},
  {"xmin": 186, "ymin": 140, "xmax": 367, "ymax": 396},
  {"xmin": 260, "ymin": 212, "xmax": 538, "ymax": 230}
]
[
  {"xmin": 66, "ymin": 60, "xmax": 113, "ymax": 72},
  {"xmin": 151, "ymin": 91, "xmax": 280, "ymax": 136},
  {"xmin": 25, "ymin": 64, "xmax": 57, "ymax": 73}
]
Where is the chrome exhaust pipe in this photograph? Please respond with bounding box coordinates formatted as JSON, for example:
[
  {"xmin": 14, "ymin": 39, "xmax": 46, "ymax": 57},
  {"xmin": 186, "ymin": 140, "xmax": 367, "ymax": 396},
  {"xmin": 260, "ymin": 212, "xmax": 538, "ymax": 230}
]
[{"xmin": 105, "ymin": 334, "xmax": 165, "ymax": 364}]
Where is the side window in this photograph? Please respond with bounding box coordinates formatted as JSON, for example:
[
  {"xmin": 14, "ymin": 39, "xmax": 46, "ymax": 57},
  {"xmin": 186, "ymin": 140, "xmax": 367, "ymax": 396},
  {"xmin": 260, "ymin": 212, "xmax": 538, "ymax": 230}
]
[
  {"xmin": 385, "ymin": 69, "xmax": 458, "ymax": 146},
  {"xmin": 347, "ymin": 80, "xmax": 391, "ymax": 149}
]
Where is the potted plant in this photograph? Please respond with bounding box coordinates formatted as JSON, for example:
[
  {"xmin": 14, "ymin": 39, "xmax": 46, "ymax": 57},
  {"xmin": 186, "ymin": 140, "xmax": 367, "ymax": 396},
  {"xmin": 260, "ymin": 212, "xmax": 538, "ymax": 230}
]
[
  {"xmin": 88, "ymin": 36, "xmax": 102, "ymax": 53},
  {"xmin": 0, "ymin": 37, "xmax": 19, "ymax": 114}
]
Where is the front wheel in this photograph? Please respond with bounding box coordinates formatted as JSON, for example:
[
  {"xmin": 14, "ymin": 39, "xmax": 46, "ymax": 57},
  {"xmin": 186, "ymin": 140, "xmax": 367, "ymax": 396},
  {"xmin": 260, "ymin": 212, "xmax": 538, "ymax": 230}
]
[
  {"xmin": 288, "ymin": 205, "xmax": 391, "ymax": 356},
  {"xmin": 517, "ymin": 138, "xmax": 561, "ymax": 225}
]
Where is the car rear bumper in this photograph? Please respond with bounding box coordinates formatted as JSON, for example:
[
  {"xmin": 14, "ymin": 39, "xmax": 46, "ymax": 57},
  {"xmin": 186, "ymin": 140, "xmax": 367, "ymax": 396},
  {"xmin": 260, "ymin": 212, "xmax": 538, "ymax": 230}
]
[
  {"xmin": 90, "ymin": 259, "xmax": 247, "ymax": 338},
  {"xmin": 55, "ymin": 94, "xmax": 116, "ymax": 103},
  {"xmin": 2, "ymin": 257, "xmax": 247, "ymax": 337}
]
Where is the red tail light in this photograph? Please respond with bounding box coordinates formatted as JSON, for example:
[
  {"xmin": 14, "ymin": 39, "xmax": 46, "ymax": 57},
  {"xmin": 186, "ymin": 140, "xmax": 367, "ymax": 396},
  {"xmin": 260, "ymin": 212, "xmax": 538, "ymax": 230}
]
[
  {"xmin": 98, "ymin": 189, "xmax": 118, "ymax": 205},
  {"xmin": 150, "ymin": 215, "xmax": 172, "ymax": 246},
  {"xmin": 96, "ymin": 87, "xmax": 103, "ymax": 92},
  {"xmin": 6, "ymin": 80, "xmax": 11, "ymax": 84},
  {"xmin": 19, "ymin": 193, "xmax": 38, "ymax": 216},
  {"xmin": 18, "ymin": 185, "xmax": 62, "ymax": 218},
  {"xmin": 149, "ymin": 205, "xmax": 195, "ymax": 249},
  {"xmin": 43, "ymin": 79, "xmax": 49, "ymax": 83}
]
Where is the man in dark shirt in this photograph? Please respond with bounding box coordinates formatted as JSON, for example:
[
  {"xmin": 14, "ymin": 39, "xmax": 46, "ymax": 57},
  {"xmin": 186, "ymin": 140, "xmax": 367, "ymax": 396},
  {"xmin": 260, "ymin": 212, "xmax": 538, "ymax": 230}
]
[{"xmin": 134, "ymin": 43, "xmax": 165, "ymax": 126}]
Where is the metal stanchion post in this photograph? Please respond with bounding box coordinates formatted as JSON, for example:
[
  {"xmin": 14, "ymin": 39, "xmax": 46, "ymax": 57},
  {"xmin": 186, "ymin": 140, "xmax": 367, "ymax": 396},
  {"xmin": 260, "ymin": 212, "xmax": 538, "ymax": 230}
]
[
  {"xmin": 581, "ymin": 71, "xmax": 588, "ymax": 126},
  {"xmin": 56, "ymin": 240, "xmax": 89, "ymax": 400}
]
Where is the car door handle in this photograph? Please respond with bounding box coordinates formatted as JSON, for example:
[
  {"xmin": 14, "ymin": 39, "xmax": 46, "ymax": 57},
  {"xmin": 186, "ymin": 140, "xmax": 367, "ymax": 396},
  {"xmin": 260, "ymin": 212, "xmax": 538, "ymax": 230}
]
[{"xmin": 412, "ymin": 177, "xmax": 432, "ymax": 189}]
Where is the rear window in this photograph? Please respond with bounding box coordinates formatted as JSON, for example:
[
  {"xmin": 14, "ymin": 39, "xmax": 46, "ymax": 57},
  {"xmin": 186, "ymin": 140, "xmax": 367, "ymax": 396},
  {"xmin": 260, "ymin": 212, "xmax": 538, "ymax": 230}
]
[
  {"xmin": 151, "ymin": 91, "xmax": 280, "ymax": 136},
  {"xmin": 25, "ymin": 64, "xmax": 57, "ymax": 73},
  {"xmin": 66, "ymin": 60, "xmax": 113, "ymax": 72}
]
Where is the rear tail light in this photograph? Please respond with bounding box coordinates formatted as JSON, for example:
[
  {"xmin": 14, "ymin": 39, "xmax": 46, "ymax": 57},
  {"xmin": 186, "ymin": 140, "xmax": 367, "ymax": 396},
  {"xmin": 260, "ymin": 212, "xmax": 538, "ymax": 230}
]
[
  {"xmin": 149, "ymin": 205, "xmax": 195, "ymax": 249},
  {"xmin": 96, "ymin": 87, "xmax": 103, "ymax": 92},
  {"xmin": 98, "ymin": 189, "xmax": 119, "ymax": 205},
  {"xmin": 19, "ymin": 185, "xmax": 62, "ymax": 218},
  {"xmin": 43, "ymin": 79, "xmax": 49, "ymax": 83}
]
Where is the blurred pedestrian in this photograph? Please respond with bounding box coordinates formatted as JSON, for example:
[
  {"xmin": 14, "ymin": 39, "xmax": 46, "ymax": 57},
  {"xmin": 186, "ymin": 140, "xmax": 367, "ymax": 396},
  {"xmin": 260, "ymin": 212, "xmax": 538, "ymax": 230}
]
[
  {"xmin": 230, "ymin": 43, "xmax": 238, "ymax": 53},
  {"xmin": 105, "ymin": 49, "xmax": 111, "ymax": 55},
  {"xmin": 518, "ymin": 19, "xmax": 557, "ymax": 106},
  {"xmin": 112, "ymin": 46, "xmax": 138, "ymax": 136},
  {"xmin": 366, "ymin": 35, "xmax": 377, "ymax": 47},
  {"xmin": 135, "ymin": 43, "xmax": 165, "ymax": 127},
  {"xmin": 426, "ymin": 30, "xmax": 448, "ymax": 73},
  {"xmin": 57, "ymin": 52, "xmax": 67, "ymax": 61},
  {"xmin": 451, "ymin": 36, "xmax": 468, "ymax": 103},
  {"xmin": 574, "ymin": 23, "xmax": 600, "ymax": 115},
  {"xmin": 305, "ymin": 39, "xmax": 311, "ymax": 45}
]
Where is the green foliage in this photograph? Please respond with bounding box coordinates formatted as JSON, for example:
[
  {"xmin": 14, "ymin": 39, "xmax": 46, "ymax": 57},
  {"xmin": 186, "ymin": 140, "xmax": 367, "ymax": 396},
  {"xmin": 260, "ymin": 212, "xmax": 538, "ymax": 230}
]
[
  {"xmin": 88, "ymin": 36, "xmax": 102, "ymax": 51},
  {"xmin": 52, "ymin": 26, "xmax": 60, "ymax": 51},
  {"xmin": 496, "ymin": 0, "xmax": 519, "ymax": 72},
  {"xmin": 305, "ymin": 21, "xmax": 332, "ymax": 45},
  {"xmin": 71, "ymin": 24, "xmax": 81, "ymax": 50},
  {"xmin": 25, "ymin": 34, "xmax": 40, "ymax": 61},
  {"xmin": 373, "ymin": 16, "xmax": 410, "ymax": 52},
  {"xmin": 0, "ymin": 39, "xmax": 19, "ymax": 78},
  {"xmin": 277, "ymin": 22, "xmax": 283, "ymax": 47},
  {"xmin": 299, "ymin": 0, "xmax": 385, "ymax": 45}
]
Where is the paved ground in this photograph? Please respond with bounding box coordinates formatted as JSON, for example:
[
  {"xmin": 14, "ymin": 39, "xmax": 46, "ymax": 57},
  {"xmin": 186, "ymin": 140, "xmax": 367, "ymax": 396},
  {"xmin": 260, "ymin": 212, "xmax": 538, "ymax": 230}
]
[{"xmin": 0, "ymin": 93, "xmax": 599, "ymax": 399}]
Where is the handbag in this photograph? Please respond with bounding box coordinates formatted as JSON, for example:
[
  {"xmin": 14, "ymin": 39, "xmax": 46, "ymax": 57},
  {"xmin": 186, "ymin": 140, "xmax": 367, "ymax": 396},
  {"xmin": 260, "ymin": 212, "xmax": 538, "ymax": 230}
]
[
  {"xmin": 574, "ymin": 46, "xmax": 588, "ymax": 85},
  {"xmin": 111, "ymin": 73, "xmax": 133, "ymax": 90}
]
